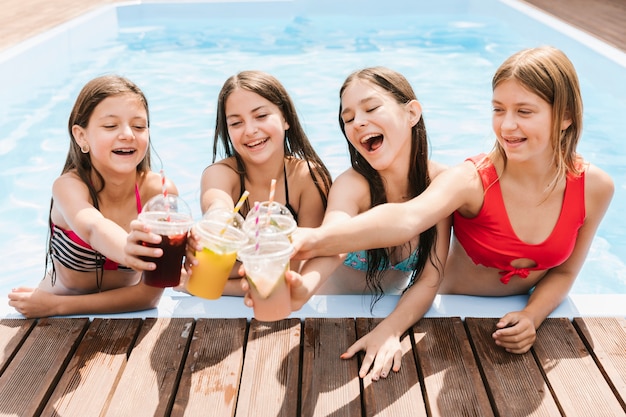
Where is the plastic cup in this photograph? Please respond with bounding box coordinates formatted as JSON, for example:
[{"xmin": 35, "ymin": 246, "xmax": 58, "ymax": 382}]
[
  {"xmin": 139, "ymin": 194, "xmax": 193, "ymax": 288},
  {"xmin": 238, "ymin": 234, "xmax": 293, "ymax": 321},
  {"xmin": 187, "ymin": 209, "xmax": 248, "ymax": 299},
  {"xmin": 243, "ymin": 201, "xmax": 297, "ymax": 241}
]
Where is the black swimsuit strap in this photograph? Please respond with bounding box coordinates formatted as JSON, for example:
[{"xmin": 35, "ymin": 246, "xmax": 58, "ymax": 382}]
[{"xmin": 283, "ymin": 163, "xmax": 298, "ymax": 221}]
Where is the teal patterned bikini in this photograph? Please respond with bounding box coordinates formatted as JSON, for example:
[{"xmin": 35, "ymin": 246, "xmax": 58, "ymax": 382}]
[{"xmin": 343, "ymin": 249, "xmax": 420, "ymax": 272}]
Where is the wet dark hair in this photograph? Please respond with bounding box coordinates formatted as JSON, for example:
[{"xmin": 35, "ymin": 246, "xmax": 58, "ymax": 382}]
[
  {"xmin": 45, "ymin": 75, "xmax": 151, "ymax": 288},
  {"xmin": 213, "ymin": 70, "xmax": 332, "ymax": 214},
  {"xmin": 339, "ymin": 67, "xmax": 440, "ymax": 308}
]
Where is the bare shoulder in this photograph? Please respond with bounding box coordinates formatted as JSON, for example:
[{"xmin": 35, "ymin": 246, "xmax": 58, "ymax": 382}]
[
  {"xmin": 583, "ymin": 162, "xmax": 615, "ymax": 210},
  {"xmin": 427, "ymin": 159, "xmax": 448, "ymax": 180},
  {"xmin": 332, "ymin": 167, "xmax": 368, "ymax": 189},
  {"xmin": 201, "ymin": 158, "xmax": 241, "ymax": 191},
  {"xmin": 139, "ymin": 171, "xmax": 178, "ymax": 200},
  {"xmin": 288, "ymin": 157, "xmax": 326, "ymax": 184}
]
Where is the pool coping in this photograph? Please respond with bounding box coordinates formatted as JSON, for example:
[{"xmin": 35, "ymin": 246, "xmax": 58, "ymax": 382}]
[
  {"xmin": 2, "ymin": 292, "xmax": 624, "ymax": 320},
  {"xmin": 1, "ymin": 0, "xmax": 624, "ymax": 320}
]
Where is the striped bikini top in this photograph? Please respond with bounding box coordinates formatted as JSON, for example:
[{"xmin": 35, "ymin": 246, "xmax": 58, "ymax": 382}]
[{"xmin": 50, "ymin": 184, "xmax": 142, "ymax": 272}]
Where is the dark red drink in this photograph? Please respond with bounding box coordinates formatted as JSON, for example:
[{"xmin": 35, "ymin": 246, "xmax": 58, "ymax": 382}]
[{"xmin": 141, "ymin": 232, "xmax": 188, "ymax": 287}]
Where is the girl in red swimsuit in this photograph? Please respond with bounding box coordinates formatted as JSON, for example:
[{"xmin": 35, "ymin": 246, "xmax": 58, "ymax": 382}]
[
  {"xmin": 8, "ymin": 75, "xmax": 181, "ymax": 318},
  {"xmin": 292, "ymin": 46, "xmax": 614, "ymax": 359}
]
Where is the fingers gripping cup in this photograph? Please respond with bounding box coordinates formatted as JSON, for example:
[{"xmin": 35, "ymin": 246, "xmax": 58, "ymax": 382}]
[
  {"xmin": 239, "ymin": 234, "xmax": 293, "ymax": 322},
  {"xmin": 243, "ymin": 201, "xmax": 297, "ymax": 241},
  {"xmin": 187, "ymin": 209, "xmax": 248, "ymax": 299},
  {"xmin": 139, "ymin": 194, "xmax": 193, "ymax": 288}
]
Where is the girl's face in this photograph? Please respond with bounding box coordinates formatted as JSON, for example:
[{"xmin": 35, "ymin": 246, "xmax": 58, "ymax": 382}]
[
  {"xmin": 73, "ymin": 93, "xmax": 149, "ymax": 177},
  {"xmin": 340, "ymin": 79, "xmax": 421, "ymax": 173},
  {"xmin": 492, "ymin": 79, "xmax": 569, "ymax": 164},
  {"xmin": 225, "ymin": 88, "xmax": 289, "ymax": 165}
]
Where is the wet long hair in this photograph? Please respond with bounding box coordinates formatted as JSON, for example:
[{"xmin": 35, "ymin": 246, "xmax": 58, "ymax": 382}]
[
  {"xmin": 45, "ymin": 75, "xmax": 151, "ymax": 287},
  {"xmin": 338, "ymin": 67, "xmax": 440, "ymax": 307},
  {"xmin": 490, "ymin": 46, "xmax": 583, "ymax": 189},
  {"xmin": 213, "ymin": 70, "xmax": 332, "ymax": 214}
]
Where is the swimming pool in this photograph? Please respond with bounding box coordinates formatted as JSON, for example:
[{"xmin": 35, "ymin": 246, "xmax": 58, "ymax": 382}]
[{"xmin": 1, "ymin": 0, "xmax": 625, "ymax": 318}]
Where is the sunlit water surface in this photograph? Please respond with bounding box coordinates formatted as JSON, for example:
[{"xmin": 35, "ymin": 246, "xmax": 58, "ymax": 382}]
[{"xmin": 0, "ymin": 0, "xmax": 624, "ymax": 298}]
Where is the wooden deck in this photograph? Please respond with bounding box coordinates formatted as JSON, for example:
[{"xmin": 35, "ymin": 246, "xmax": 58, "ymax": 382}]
[
  {"xmin": 1, "ymin": 316, "xmax": 625, "ymax": 416},
  {"xmin": 1, "ymin": 2, "xmax": 625, "ymax": 416}
]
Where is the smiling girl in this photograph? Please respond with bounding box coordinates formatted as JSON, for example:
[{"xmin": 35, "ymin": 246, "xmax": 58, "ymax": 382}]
[
  {"xmin": 171, "ymin": 70, "xmax": 332, "ymax": 296},
  {"xmin": 293, "ymin": 46, "xmax": 614, "ymax": 356},
  {"xmin": 251, "ymin": 67, "xmax": 450, "ymax": 380},
  {"xmin": 8, "ymin": 75, "xmax": 178, "ymax": 318}
]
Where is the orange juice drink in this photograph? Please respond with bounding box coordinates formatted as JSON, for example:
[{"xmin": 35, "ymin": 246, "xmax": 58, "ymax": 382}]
[
  {"xmin": 187, "ymin": 211, "xmax": 247, "ymax": 300},
  {"xmin": 239, "ymin": 234, "xmax": 293, "ymax": 321}
]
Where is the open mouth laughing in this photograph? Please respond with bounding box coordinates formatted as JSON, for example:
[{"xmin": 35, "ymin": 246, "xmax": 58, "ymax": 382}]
[{"xmin": 361, "ymin": 133, "xmax": 383, "ymax": 152}]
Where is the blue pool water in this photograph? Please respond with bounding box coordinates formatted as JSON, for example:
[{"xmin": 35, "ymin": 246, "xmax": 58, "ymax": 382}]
[{"xmin": 0, "ymin": 0, "xmax": 625, "ymax": 300}]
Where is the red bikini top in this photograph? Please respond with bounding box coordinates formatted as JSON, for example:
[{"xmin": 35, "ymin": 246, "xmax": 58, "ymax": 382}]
[{"xmin": 453, "ymin": 154, "xmax": 585, "ymax": 284}]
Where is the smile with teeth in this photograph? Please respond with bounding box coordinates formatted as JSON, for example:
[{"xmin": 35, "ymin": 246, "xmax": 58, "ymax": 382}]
[
  {"xmin": 360, "ymin": 133, "xmax": 384, "ymax": 152},
  {"xmin": 246, "ymin": 138, "xmax": 269, "ymax": 148},
  {"xmin": 503, "ymin": 136, "xmax": 526, "ymax": 144},
  {"xmin": 112, "ymin": 148, "xmax": 136, "ymax": 155}
]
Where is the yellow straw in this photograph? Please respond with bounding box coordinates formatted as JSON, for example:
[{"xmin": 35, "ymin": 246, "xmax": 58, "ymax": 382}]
[
  {"xmin": 233, "ymin": 190, "xmax": 250, "ymax": 215},
  {"xmin": 219, "ymin": 190, "xmax": 249, "ymax": 235}
]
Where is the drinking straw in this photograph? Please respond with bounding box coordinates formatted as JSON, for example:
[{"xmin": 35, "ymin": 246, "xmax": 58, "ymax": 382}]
[
  {"xmin": 219, "ymin": 190, "xmax": 249, "ymax": 235},
  {"xmin": 233, "ymin": 190, "xmax": 250, "ymax": 215},
  {"xmin": 160, "ymin": 169, "xmax": 171, "ymax": 221},
  {"xmin": 265, "ymin": 178, "xmax": 277, "ymax": 226},
  {"xmin": 253, "ymin": 201, "xmax": 261, "ymax": 252}
]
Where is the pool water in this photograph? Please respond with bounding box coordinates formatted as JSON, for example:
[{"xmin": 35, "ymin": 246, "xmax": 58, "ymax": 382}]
[{"xmin": 0, "ymin": 0, "xmax": 624, "ymax": 299}]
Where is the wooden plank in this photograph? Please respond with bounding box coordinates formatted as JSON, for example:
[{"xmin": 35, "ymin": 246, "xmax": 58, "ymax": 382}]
[
  {"xmin": 356, "ymin": 317, "xmax": 426, "ymax": 417},
  {"xmin": 521, "ymin": 0, "xmax": 626, "ymax": 51},
  {"xmin": 40, "ymin": 318, "xmax": 142, "ymax": 416},
  {"xmin": 0, "ymin": 318, "xmax": 36, "ymax": 376},
  {"xmin": 103, "ymin": 318, "xmax": 194, "ymax": 417},
  {"xmin": 533, "ymin": 318, "xmax": 625, "ymax": 416},
  {"xmin": 573, "ymin": 317, "xmax": 626, "ymax": 409},
  {"xmin": 465, "ymin": 317, "xmax": 560, "ymax": 416},
  {"xmin": 0, "ymin": 318, "xmax": 89, "ymax": 417},
  {"xmin": 235, "ymin": 319, "xmax": 301, "ymax": 417},
  {"xmin": 172, "ymin": 318, "xmax": 247, "ymax": 417},
  {"xmin": 415, "ymin": 317, "xmax": 494, "ymax": 417},
  {"xmin": 301, "ymin": 318, "xmax": 361, "ymax": 417}
]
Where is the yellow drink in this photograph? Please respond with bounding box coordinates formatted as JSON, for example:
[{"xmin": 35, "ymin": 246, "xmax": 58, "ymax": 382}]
[{"xmin": 188, "ymin": 247, "xmax": 238, "ymax": 299}]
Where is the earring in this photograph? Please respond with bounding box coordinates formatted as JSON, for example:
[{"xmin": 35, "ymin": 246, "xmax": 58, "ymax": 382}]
[{"xmin": 80, "ymin": 144, "xmax": 90, "ymax": 154}]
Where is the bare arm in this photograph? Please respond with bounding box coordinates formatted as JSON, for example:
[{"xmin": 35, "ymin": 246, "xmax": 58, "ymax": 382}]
[
  {"xmin": 9, "ymin": 281, "xmax": 164, "ymax": 318},
  {"xmin": 200, "ymin": 162, "xmax": 241, "ymax": 214},
  {"xmin": 293, "ymin": 161, "xmax": 479, "ymax": 259},
  {"xmin": 494, "ymin": 164, "xmax": 614, "ymax": 353},
  {"xmin": 341, "ymin": 215, "xmax": 451, "ymax": 379}
]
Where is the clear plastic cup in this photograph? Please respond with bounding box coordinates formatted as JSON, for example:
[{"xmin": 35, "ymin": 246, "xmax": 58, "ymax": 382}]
[
  {"xmin": 243, "ymin": 201, "xmax": 297, "ymax": 241},
  {"xmin": 238, "ymin": 233, "xmax": 293, "ymax": 321},
  {"xmin": 138, "ymin": 194, "xmax": 193, "ymax": 288},
  {"xmin": 187, "ymin": 208, "xmax": 248, "ymax": 299}
]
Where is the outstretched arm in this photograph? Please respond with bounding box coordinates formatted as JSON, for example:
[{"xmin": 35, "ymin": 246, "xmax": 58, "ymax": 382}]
[{"xmin": 292, "ymin": 161, "xmax": 477, "ymax": 259}]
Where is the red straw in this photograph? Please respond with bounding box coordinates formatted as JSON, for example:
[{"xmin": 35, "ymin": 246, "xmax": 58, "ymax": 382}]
[
  {"xmin": 253, "ymin": 201, "xmax": 261, "ymax": 252},
  {"xmin": 160, "ymin": 169, "xmax": 171, "ymax": 221}
]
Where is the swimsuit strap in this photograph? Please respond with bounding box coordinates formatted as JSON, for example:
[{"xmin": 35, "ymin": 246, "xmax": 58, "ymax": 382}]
[
  {"xmin": 283, "ymin": 163, "xmax": 290, "ymax": 205},
  {"xmin": 135, "ymin": 183, "xmax": 142, "ymax": 213},
  {"xmin": 283, "ymin": 162, "xmax": 298, "ymax": 220}
]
